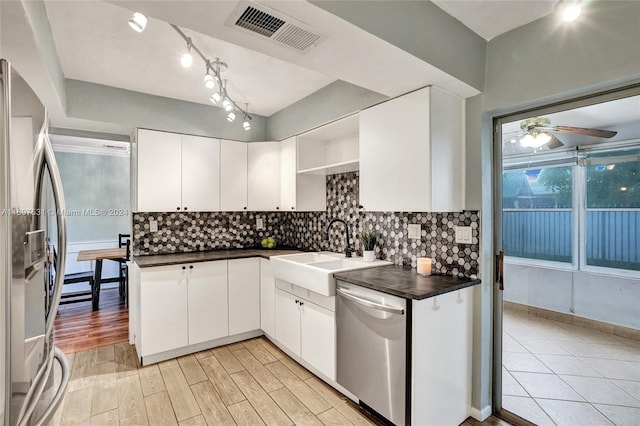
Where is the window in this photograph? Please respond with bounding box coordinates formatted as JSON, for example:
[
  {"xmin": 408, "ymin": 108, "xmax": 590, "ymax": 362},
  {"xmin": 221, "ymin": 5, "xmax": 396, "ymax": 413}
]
[
  {"xmin": 584, "ymin": 150, "xmax": 640, "ymax": 271},
  {"xmin": 502, "ymin": 148, "xmax": 640, "ymax": 273},
  {"xmin": 502, "ymin": 166, "xmax": 573, "ymax": 263}
]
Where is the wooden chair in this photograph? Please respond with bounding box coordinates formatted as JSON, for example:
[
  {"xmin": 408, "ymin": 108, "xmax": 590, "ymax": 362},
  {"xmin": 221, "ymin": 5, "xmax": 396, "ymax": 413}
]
[
  {"xmin": 118, "ymin": 234, "xmax": 131, "ymax": 306},
  {"xmin": 53, "ymin": 247, "xmax": 95, "ymax": 306}
]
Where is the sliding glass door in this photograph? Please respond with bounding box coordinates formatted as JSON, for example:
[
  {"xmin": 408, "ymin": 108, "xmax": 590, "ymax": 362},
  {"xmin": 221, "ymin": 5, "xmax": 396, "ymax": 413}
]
[{"xmin": 494, "ymin": 89, "xmax": 640, "ymax": 425}]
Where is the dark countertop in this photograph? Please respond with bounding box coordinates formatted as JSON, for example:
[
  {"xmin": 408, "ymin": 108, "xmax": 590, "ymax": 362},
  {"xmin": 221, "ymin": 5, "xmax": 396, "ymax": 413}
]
[
  {"xmin": 134, "ymin": 248, "xmax": 305, "ymax": 268},
  {"xmin": 334, "ymin": 265, "xmax": 481, "ymax": 300}
]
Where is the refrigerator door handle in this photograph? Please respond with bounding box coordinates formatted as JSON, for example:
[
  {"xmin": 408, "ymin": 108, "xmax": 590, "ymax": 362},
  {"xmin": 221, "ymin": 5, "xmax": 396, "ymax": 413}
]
[{"xmin": 35, "ymin": 127, "xmax": 67, "ymax": 338}]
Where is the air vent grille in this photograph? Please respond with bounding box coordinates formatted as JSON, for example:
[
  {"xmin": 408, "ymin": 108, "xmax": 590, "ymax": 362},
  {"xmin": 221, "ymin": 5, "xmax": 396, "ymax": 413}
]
[
  {"xmin": 273, "ymin": 24, "xmax": 321, "ymax": 51},
  {"xmin": 235, "ymin": 6, "xmax": 285, "ymax": 37}
]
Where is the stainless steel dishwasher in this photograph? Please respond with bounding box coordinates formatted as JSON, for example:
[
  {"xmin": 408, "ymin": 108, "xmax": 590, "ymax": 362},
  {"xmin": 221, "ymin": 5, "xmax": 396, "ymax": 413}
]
[{"xmin": 336, "ymin": 280, "xmax": 408, "ymax": 426}]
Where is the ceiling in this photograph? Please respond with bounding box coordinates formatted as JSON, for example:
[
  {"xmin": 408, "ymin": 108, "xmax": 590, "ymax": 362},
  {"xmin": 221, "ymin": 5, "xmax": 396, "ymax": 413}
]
[
  {"xmin": 44, "ymin": 0, "xmax": 479, "ymax": 118},
  {"xmin": 432, "ymin": 0, "xmax": 557, "ymax": 40}
]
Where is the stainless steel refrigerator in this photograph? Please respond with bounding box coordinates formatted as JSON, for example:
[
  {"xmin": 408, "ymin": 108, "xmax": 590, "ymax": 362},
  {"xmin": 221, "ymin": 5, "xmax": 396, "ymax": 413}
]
[{"xmin": 1, "ymin": 59, "xmax": 70, "ymax": 425}]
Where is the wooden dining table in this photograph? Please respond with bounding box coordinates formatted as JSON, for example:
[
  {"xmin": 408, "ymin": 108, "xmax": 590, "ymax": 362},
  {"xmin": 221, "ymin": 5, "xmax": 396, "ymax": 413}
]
[{"xmin": 77, "ymin": 248, "xmax": 127, "ymax": 311}]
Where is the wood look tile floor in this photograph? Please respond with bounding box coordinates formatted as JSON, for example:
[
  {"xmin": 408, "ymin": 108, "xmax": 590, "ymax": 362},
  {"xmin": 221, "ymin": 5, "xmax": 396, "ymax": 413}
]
[
  {"xmin": 54, "ymin": 288, "xmax": 129, "ymax": 354},
  {"xmin": 48, "ymin": 335, "xmax": 511, "ymax": 426}
]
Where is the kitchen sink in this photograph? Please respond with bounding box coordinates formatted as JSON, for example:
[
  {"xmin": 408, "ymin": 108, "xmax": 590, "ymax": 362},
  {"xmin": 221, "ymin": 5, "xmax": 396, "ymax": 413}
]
[{"xmin": 270, "ymin": 251, "xmax": 390, "ymax": 296}]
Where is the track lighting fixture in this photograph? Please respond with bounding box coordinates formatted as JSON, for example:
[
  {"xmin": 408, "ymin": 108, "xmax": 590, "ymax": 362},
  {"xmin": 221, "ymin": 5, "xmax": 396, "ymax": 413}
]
[
  {"xmin": 556, "ymin": 0, "xmax": 582, "ymax": 22},
  {"xmin": 128, "ymin": 12, "xmax": 147, "ymax": 33},
  {"xmin": 131, "ymin": 19, "xmax": 252, "ymax": 129}
]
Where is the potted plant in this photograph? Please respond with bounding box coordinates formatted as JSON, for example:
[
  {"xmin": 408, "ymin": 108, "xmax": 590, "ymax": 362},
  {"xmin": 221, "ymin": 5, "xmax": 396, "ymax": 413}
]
[{"xmin": 361, "ymin": 231, "xmax": 377, "ymax": 262}]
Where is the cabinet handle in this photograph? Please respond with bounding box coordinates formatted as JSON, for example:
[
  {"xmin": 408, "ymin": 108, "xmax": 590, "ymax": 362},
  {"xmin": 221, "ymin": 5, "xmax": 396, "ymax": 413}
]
[
  {"xmin": 184, "ymin": 207, "xmax": 188, "ymax": 211},
  {"xmin": 177, "ymin": 207, "xmax": 181, "ymax": 211},
  {"xmin": 291, "ymin": 207, "xmax": 295, "ymax": 210},
  {"xmin": 300, "ymin": 301, "xmax": 304, "ymax": 306},
  {"xmin": 189, "ymin": 265, "xmax": 193, "ymax": 269},
  {"xmin": 295, "ymin": 299, "xmax": 299, "ymax": 304},
  {"xmin": 276, "ymin": 206, "xmax": 279, "ymax": 210},
  {"xmin": 182, "ymin": 266, "xmax": 186, "ymax": 270},
  {"xmin": 358, "ymin": 205, "xmax": 364, "ymax": 209},
  {"xmin": 243, "ymin": 207, "xmax": 247, "ymax": 210}
]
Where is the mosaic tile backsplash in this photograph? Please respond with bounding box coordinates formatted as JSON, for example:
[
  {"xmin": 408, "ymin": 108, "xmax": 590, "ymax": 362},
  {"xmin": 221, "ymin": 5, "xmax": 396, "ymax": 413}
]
[{"xmin": 133, "ymin": 172, "xmax": 480, "ymax": 278}]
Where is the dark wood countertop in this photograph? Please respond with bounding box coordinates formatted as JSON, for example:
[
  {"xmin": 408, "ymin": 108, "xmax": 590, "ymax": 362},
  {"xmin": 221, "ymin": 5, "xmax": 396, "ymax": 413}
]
[
  {"xmin": 334, "ymin": 265, "xmax": 481, "ymax": 300},
  {"xmin": 134, "ymin": 248, "xmax": 305, "ymax": 268}
]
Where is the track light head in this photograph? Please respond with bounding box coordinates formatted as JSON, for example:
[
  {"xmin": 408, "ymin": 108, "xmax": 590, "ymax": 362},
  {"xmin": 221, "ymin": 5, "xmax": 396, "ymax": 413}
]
[
  {"xmin": 210, "ymin": 92, "xmax": 221, "ymax": 104},
  {"xmin": 128, "ymin": 12, "xmax": 147, "ymax": 33},
  {"xmin": 223, "ymin": 98, "xmax": 234, "ymax": 112},
  {"xmin": 243, "ymin": 120, "xmax": 251, "ymax": 131},
  {"xmin": 181, "ymin": 38, "xmax": 193, "ymax": 68},
  {"xmin": 204, "ymin": 73, "xmax": 215, "ymax": 89},
  {"xmin": 227, "ymin": 111, "xmax": 236, "ymax": 122}
]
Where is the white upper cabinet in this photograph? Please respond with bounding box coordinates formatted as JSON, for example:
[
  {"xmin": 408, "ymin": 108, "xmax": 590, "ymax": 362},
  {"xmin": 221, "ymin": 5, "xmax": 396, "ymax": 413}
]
[
  {"xmin": 248, "ymin": 142, "xmax": 281, "ymax": 211},
  {"xmin": 280, "ymin": 137, "xmax": 326, "ymax": 212},
  {"xmin": 220, "ymin": 140, "xmax": 248, "ymax": 211},
  {"xmin": 181, "ymin": 135, "xmax": 220, "ymax": 212},
  {"xmin": 137, "ymin": 129, "xmax": 220, "ymax": 212},
  {"xmin": 359, "ymin": 86, "xmax": 464, "ymax": 212},
  {"xmin": 137, "ymin": 129, "xmax": 182, "ymax": 212}
]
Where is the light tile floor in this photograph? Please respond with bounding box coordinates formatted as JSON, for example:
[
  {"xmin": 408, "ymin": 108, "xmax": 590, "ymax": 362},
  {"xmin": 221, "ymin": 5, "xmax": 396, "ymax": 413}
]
[{"xmin": 502, "ymin": 309, "xmax": 640, "ymax": 426}]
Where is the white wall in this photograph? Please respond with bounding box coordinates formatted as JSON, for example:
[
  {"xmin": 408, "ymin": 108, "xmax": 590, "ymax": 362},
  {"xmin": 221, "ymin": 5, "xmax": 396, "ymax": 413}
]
[{"xmin": 504, "ymin": 262, "xmax": 640, "ymax": 329}]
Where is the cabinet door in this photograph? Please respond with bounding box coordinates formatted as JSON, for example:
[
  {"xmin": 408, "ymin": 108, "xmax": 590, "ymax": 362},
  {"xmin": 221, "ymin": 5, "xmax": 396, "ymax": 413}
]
[
  {"xmin": 228, "ymin": 258, "xmax": 260, "ymax": 335},
  {"xmin": 137, "ymin": 129, "xmax": 182, "ymax": 212},
  {"xmin": 181, "ymin": 135, "xmax": 220, "ymax": 212},
  {"xmin": 300, "ymin": 300, "xmax": 336, "ymax": 380},
  {"xmin": 280, "ymin": 137, "xmax": 326, "ymax": 212},
  {"xmin": 188, "ymin": 261, "xmax": 228, "ymax": 345},
  {"xmin": 220, "ymin": 140, "xmax": 248, "ymax": 211},
  {"xmin": 248, "ymin": 142, "xmax": 281, "ymax": 211},
  {"xmin": 259, "ymin": 258, "xmax": 276, "ymax": 337},
  {"xmin": 139, "ymin": 265, "xmax": 188, "ymax": 356},
  {"xmin": 359, "ymin": 88, "xmax": 431, "ymax": 212},
  {"xmin": 280, "ymin": 137, "xmax": 297, "ymax": 211},
  {"xmin": 275, "ymin": 288, "xmax": 301, "ymax": 356}
]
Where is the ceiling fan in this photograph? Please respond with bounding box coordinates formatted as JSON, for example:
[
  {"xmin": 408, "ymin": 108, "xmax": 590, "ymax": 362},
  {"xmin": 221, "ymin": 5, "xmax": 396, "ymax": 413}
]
[{"xmin": 510, "ymin": 117, "xmax": 618, "ymax": 149}]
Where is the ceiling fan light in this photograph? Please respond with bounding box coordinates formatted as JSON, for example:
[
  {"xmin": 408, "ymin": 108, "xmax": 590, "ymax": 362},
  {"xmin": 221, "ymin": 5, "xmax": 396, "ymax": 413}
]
[
  {"xmin": 128, "ymin": 12, "xmax": 147, "ymax": 33},
  {"xmin": 535, "ymin": 132, "xmax": 552, "ymax": 145},
  {"xmin": 210, "ymin": 92, "xmax": 221, "ymax": 104},
  {"xmin": 227, "ymin": 111, "xmax": 236, "ymax": 122},
  {"xmin": 204, "ymin": 73, "xmax": 215, "ymax": 89}
]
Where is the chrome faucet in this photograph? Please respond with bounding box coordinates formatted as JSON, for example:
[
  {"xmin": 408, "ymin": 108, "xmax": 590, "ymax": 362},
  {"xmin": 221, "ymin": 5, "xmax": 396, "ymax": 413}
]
[{"xmin": 326, "ymin": 218, "xmax": 353, "ymax": 258}]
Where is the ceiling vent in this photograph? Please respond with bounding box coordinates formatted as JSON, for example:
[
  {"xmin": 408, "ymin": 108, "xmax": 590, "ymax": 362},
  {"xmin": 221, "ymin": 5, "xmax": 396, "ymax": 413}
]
[{"xmin": 228, "ymin": 2, "xmax": 323, "ymax": 53}]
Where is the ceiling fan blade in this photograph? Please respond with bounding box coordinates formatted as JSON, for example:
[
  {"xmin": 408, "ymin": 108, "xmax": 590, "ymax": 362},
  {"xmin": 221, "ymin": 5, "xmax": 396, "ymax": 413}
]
[
  {"xmin": 548, "ymin": 125, "xmax": 618, "ymax": 138},
  {"xmin": 546, "ymin": 135, "xmax": 564, "ymax": 149}
]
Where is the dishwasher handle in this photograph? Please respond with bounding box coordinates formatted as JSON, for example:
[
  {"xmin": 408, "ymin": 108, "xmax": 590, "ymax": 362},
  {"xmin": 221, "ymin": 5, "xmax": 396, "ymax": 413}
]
[{"xmin": 337, "ymin": 288, "xmax": 405, "ymax": 315}]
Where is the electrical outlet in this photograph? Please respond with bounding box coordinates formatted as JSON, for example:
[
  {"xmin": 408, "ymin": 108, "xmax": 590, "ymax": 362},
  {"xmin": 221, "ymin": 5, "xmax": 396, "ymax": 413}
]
[
  {"xmin": 455, "ymin": 226, "xmax": 472, "ymax": 244},
  {"xmin": 149, "ymin": 220, "xmax": 158, "ymax": 232},
  {"xmin": 408, "ymin": 224, "xmax": 421, "ymax": 239},
  {"xmin": 256, "ymin": 218, "xmax": 264, "ymax": 230}
]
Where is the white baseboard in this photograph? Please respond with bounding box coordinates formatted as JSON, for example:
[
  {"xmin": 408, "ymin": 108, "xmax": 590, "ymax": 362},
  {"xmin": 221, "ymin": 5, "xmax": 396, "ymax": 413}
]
[{"xmin": 469, "ymin": 405, "xmax": 492, "ymax": 421}]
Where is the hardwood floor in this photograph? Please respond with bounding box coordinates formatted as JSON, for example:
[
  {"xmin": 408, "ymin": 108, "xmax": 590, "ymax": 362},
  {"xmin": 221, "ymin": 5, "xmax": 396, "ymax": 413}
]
[
  {"xmin": 48, "ymin": 334, "xmax": 511, "ymax": 426},
  {"xmin": 53, "ymin": 287, "xmax": 129, "ymax": 354}
]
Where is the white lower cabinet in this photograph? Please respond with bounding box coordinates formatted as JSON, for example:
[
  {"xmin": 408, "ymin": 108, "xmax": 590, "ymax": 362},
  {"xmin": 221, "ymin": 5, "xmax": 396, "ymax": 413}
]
[
  {"xmin": 188, "ymin": 261, "xmax": 228, "ymax": 345},
  {"xmin": 300, "ymin": 300, "xmax": 335, "ymax": 380},
  {"xmin": 260, "ymin": 258, "xmax": 276, "ymax": 337},
  {"xmin": 139, "ymin": 265, "xmax": 188, "ymax": 356},
  {"xmin": 275, "ymin": 285, "xmax": 336, "ymax": 380},
  {"xmin": 275, "ymin": 288, "xmax": 302, "ymax": 355},
  {"xmin": 228, "ymin": 258, "xmax": 261, "ymax": 335}
]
